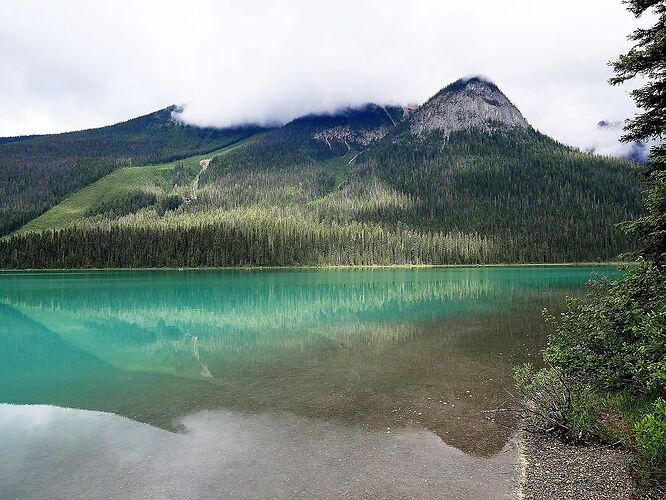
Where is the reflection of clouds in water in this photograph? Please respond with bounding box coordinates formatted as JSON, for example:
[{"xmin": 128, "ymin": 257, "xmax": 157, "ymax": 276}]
[
  {"xmin": 0, "ymin": 269, "xmax": 619, "ymax": 462},
  {"xmin": 0, "ymin": 404, "xmax": 515, "ymax": 500},
  {"xmin": 0, "ymin": 403, "xmax": 64, "ymax": 432}
]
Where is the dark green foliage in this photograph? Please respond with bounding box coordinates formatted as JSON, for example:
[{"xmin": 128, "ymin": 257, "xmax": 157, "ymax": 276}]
[
  {"xmin": 0, "ymin": 97, "xmax": 645, "ymax": 268},
  {"xmin": 171, "ymin": 164, "xmax": 189, "ymax": 186},
  {"xmin": 0, "ymin": 106, "xmax": 265, "ymax": 236},
  {"xmin": 517, "ymin": 264, "xmax": 665, "ymax": 488},
  {"xmin": 0, "ymin": 211, "xmax": 493, "ymax": 268},
  {"xmin": 202, "ymin": 104, "xmax": 400, "ymax": 182},
  {"xmin": 621, "ymin": 157, "xmax": 666, "ymax": 262},
  {"xmin": 609, "ymin": 0, "xmax": 665, "ymax": 263},
  {"xmin": 609, "ymin": 0, "xmax": 665, "ymax": 143},
  {"xmin": 517, "ymin": 2, "xmax": 666, "ymax": 491},
  {"xmin": 353, "ymin": 127, "xmax": 643, "ymax": 262},
  {"xmin": 199, "ymin": 110, "xmax": 643, "ymax": 265},
  {"xmin": 545, "ymin": 263, "xmax": 665, "ymax": 395},
  {"xmin": 157, "ymin": 194, "xmax": 184, "ymax": 215},
  {"xmin": 85, "ymin": 191, "xmax": 158, "ymax": 218},
  {"xmin": 0, "ymin": 124, "xmax": 644, "ymax": 268},
  {"xmin": 254, "ymin": 104, "xmax": 402, "ymax": 159}
]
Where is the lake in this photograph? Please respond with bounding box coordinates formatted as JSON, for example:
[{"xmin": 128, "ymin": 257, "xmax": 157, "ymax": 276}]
[{"xmin": 0, "ymin": 266, "xmax": 622, "ymax": 499}]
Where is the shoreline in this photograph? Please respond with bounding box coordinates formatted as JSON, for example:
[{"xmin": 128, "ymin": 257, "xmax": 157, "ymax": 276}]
[
  {"xmin": 0, "ymin": 262, "xmax": 633, "ymax": 273},
  {"xmin": 516, "ymin": 432, "xmax": 637, "ymax": 499}
]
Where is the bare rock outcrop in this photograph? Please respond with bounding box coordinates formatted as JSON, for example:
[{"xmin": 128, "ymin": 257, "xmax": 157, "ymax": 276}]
[
  {"xmin": 313, "ymin": 125, "xmax": 391, "ymax": 149},
  {"xmin": 409, "ymin": 77, "xmax": 530, "ymax": 137}
]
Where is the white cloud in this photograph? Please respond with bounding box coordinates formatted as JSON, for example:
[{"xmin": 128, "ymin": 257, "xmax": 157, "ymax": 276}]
[{"xmin": 0, "ymin": 0, "xmax": 654, "ymax": 155}]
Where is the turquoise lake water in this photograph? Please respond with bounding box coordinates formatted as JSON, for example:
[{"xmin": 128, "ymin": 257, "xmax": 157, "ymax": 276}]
[{"xmin": 0, "ymin": 267, "xmax": 623, "ymax": 498}]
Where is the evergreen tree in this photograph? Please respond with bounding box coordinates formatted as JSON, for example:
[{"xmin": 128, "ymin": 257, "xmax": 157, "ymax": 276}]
[{"xmin": 610, "ymin": 0, "xmax": 666, "ymax": 262}]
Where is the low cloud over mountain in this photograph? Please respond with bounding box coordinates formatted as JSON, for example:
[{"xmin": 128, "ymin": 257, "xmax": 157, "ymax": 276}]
[{"xmin": 0, "ymin": 0, "xmax": 650, "ymax": 159}]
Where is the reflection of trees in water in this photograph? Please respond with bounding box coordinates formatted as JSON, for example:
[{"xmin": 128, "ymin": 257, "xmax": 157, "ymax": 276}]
[
  {"xmin": 0, "ymin": 267, "xmax": 610, "ymax": 315},
  {"xmin": 0, "ymin": 269, "xmax": 619, "ymax": 455},
  {"xmin": 2, "ymin": 298, "xmax": 561, "ymax": 456},
  {"xmin": 0, "ymin": 268, "xmax": 604, "ymax": 344},
  {"xmin": 3, "ymin": 275, "xmax": 579, "ymax": 369},
  {"xmin": 3, "ymin": 273, "xmax": 499, "ymax": 316}
]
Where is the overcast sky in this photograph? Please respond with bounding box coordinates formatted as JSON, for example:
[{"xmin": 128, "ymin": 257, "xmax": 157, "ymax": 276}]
[{"xmin": 0, "ymin": 0, "xmax": 652, "ymax": 156}]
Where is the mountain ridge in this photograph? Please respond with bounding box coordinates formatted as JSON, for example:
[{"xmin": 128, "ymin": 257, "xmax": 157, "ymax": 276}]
[
  {"xmin": 0, "ymin": 77, "xmax": 645, "ymax": 268},
  {"xmin": 0, "ymin": 108, "xmax": 268, "ymax": 235}
]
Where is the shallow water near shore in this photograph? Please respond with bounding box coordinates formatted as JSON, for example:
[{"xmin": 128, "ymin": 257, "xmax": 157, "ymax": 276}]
[{"xmin": 0, "ymin": 266, "xmax": 622, "ymax": 498}]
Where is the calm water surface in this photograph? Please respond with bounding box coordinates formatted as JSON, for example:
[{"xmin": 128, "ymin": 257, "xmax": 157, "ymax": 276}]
[{"xmin": 0, "ymin": 267, "xmax": 622, "ymax": 499}]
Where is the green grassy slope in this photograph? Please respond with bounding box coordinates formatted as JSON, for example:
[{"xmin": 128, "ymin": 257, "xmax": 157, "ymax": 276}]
[
  {"xmin": 13, "ymin": 136, "xmax": 264, "ymax": 236},
  {"xmin": 14, "ymin": 165, "xmax": 176, "ymax": 235},
  {"xmin": 0, "ymin": 106, "xmax": 267, "ymax": 236}
]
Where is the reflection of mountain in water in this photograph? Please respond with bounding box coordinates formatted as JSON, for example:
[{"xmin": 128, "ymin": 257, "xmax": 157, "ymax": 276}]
[
  {"xmin": 0, "ymin": 267, "xmax": 621, "ymax": 455},
  {"xmin": 0, "ymin": 405, "xmax": 517, "ymax": 499}
]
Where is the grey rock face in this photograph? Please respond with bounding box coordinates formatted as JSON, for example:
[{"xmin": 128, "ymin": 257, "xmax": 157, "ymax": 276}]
[
  {"xmin": 309, "ymin": 104, "xmax": 408, "ymax": 150},
  {"xmin": 409, "ymin": 77, "xmax": 530, "ymax": 137},
  {"xmin": 313, "ymin": 125, "xmax": 391, "ymax": 149}
]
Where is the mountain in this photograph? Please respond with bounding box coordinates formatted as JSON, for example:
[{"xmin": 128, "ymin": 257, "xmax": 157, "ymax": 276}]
[
  {"xmin": 200, "ymin": 103, "xmax": 408, "ymax": 204},
  {"xmin": 594, "ymin": 119, "xmax": 650, "ymax": 163},
  {"xmin": 264, "ymin": 103, "xmax": 406, "ymax": 153},
  {"xmin": 409, "ymin": 77, "xmax": 529, "ymax": 137},
  {"xmin": 0, "ymin": 106, "xmax": 267, "ymax": 235},
  {"xmin": 346, "ymin": 77, "xmax": 643, "ymax": 260},
  {"xmin": 208, "ymin": 103, "xmax": 407, "ymax": 170},
  {"xmin": 0, "ymin": 79, "xmax": 645, "ymax": 268}
]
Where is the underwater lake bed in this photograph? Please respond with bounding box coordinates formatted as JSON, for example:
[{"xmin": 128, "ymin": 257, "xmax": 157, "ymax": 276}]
[{"xmin": 0, "ymin": 266, "xmax": 623, "ymax": 499}]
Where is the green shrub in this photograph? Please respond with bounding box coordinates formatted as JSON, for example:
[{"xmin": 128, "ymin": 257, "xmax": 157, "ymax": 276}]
[
  {"xmin": 518, "ymin": 263, "xmax": 665, "ymax": 489},
  {"xmin": 635, "ymin": 398, "xmax": 666, "ymax": 458},
  {"xmin": 544, "ymin": 262, "xmax": 665, "ymax": 395},
  {"xmin": 634, "ymin": 398, "xmax": 666, "ymax": 487}
]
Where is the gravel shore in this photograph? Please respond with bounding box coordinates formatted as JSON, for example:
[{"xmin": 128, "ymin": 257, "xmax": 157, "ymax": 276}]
[{"xmin": 517, "ymin": 432, "xmax": 636, "ymax": 499}]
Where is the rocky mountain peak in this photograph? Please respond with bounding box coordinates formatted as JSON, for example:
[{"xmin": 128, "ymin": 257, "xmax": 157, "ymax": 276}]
[{"xmin": 409, "ymin": 77, "xmax": 530, "ymax": 137}]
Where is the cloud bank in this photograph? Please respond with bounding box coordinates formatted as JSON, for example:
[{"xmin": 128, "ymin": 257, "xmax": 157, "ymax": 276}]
[{"xmin": 0, "ymin": 0, "xmax": 653, "ymax": 156}]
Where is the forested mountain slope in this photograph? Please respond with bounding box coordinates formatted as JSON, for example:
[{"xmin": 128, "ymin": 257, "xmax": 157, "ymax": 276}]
[
  {"xmin": 10, "ymin": 136, "xmax": 262, "ymax": 236},
  {"xmin": 0, "ymin": 79, "xmax": 644, "ymax": 268},
  {"xmin": 197, "ymin": 104, "xmax": 408, "ymax": 209},
  {"xmin": 343, "ymin": 78, "xmax": 643, "ymax": 260},
  {"xmin": 0, "ymin": 106, "xmax": 266, "ymax": 235}
]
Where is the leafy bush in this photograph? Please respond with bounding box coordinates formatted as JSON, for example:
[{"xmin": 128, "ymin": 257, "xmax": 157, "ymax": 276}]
[
  {"xmin": 545, "ymin": 262, "xmax": 666, "ymax": 395},
  {"xmin": 634, "ymin": 398, "xmax": 666, "ymax": 487},
  {"xmin": 635, "ymin": 398, "xmax": 666, "ymax": 458}
]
